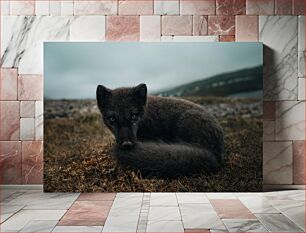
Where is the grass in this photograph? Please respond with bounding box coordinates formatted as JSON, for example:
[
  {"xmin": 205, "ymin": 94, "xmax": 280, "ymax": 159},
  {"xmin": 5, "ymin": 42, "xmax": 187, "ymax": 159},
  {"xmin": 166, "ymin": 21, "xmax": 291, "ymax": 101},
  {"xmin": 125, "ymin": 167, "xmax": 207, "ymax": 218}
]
[{"xmin": 44, "ymin": 97, "xmax": 262, "ymax": 192}]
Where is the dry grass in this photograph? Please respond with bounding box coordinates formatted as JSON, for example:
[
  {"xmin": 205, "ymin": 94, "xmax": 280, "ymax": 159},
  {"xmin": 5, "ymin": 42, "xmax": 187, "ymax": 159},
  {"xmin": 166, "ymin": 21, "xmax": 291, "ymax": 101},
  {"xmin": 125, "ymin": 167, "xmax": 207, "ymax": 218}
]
[{"xmin": 44, "ymin": 98, "xmax": 262, "ymax": 192}]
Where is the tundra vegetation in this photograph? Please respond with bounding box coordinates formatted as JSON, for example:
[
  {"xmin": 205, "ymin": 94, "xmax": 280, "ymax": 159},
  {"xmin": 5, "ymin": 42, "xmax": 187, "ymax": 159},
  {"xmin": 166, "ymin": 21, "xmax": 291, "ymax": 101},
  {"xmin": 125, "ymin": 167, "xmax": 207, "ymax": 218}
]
[{"xmin": 44, "ymin": 97, "xmax": 262, "ymax": 192}]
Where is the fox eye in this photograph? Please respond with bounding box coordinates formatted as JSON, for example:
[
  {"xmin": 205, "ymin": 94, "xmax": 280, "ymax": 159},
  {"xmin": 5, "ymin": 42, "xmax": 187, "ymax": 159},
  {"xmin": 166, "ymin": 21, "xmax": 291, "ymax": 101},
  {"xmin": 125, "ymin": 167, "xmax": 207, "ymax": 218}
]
[
  {"xmin": 108, "ymin": 116, "xmax": 116, "ymax": 124},
  {"xmin": 131, "ymin": 114, "xmax": 138, "ymax": 121}
]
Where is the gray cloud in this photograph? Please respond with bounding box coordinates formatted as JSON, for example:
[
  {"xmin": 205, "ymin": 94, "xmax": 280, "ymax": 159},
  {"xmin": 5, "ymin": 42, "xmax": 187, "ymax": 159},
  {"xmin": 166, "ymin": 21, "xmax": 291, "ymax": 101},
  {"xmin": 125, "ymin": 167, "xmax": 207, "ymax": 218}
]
[{"xmin": 44, "ymin": 42, "xmax": 263, "ymax": 99}]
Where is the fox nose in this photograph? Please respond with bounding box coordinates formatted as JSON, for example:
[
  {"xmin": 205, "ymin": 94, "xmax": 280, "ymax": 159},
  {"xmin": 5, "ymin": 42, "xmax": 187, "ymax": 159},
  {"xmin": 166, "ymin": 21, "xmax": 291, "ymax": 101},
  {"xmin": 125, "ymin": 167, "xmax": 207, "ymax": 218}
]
[{"xmin": 121, "ymin": 141, "xmax": 134, "ymax": 149}]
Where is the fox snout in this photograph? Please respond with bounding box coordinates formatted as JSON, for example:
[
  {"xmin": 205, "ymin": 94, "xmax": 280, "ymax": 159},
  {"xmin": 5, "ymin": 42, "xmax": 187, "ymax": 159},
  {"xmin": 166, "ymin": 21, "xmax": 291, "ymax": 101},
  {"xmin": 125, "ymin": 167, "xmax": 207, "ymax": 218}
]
[{"xmin": 117, "ymin": 127, "xmax": 136, "ymax": 150}]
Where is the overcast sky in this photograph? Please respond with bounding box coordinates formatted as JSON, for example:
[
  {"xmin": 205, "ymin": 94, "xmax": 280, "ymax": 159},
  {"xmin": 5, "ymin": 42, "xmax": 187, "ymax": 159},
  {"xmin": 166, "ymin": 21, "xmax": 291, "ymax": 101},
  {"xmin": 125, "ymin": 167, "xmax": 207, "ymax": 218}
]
[{"xmin": 44, "ymin": 42, "xmax": 262, "ymax": 99}]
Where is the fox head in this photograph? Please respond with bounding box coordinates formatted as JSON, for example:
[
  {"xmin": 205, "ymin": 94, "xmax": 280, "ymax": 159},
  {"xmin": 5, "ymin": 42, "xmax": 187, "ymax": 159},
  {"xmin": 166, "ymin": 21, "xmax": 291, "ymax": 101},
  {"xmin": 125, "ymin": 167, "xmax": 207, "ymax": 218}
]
[{"xmin": 96, "ymin": 83, "xmax": 147, "ymax": 150}]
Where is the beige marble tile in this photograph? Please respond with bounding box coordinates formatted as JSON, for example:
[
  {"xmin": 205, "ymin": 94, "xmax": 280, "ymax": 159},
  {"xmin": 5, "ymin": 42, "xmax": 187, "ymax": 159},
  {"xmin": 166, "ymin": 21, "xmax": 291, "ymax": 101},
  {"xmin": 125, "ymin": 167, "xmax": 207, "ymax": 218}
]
[
  {"xmin": 275, "ymin": 101, "xmax": 305, "ymax": 140},
  {"xmin": 20, "ymin": 101, "xmax": 35, "ymax": 118},
  {"xmin": 263, "ymin": 121, "xmax": 275, "ymax": 141},
  {"xmin": 70, "ymin": 16, "xmax": 106, "ymax": 41},
  {"xmin": 140, "ymin": 16, "xmax": 161, "ymax": 41},
  {"xmin": 154, "ymin": 0, "xmax": 179, "ymax": 15},
  {"xmin": 20, "ymin": 118, "xmax": 35, "ymax": 140},
  {"xmin": 263, "ymin": 141, "xmax": 293, "ymax": 184}
]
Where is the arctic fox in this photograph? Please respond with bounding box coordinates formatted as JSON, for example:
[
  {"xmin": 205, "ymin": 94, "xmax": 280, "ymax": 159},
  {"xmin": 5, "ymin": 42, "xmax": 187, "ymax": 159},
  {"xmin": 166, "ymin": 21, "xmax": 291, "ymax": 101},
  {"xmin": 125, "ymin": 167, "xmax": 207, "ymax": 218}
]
[{"xmin": 96, "ymin": 83, "xmax": 225, "ymax": 177}]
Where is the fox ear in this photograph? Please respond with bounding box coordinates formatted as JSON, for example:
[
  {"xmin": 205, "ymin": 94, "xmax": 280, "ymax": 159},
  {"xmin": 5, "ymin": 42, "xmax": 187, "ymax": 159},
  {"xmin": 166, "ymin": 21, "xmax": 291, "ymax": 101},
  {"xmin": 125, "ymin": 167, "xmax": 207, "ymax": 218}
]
[
  {"xmin": 133, "ymin": 83, "xmax": 147, "ymax": 105},
  {"xmin": 96, "ymin": 85, "xmax": 112, "ymax": 108}
]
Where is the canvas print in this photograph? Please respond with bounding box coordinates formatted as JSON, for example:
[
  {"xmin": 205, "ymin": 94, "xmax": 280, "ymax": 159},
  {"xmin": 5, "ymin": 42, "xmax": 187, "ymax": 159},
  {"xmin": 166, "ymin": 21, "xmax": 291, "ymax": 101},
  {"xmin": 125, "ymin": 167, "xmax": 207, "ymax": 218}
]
[{"xmin": 44, "ymin": 42, "xmax": 263, "ymax": 192}]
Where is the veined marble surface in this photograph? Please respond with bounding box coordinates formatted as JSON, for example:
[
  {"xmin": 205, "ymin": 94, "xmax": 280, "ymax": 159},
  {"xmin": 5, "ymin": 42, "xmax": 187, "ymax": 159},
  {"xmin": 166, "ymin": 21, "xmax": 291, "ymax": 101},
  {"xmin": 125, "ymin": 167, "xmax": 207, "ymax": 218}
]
[
  {"xmin": 259, "ymin": 16, "xmax": 298, "ymax": 100},
  {"xmin": 298, "ymin": 16, "xmax": 305, "ymax": 78},
  {"xmin": 275, "ymin": 101, "xmax": 305, "ymax": 140},
  {"xmin": 1, "ymin": 16, "xmax": 70, "ymax": 74}
]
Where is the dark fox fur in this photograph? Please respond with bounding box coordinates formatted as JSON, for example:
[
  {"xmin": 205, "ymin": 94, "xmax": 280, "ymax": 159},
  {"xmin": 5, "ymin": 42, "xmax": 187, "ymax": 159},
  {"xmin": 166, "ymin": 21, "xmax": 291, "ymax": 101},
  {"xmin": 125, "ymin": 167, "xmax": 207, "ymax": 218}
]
[{"xmin": 96, "ymin": 83, "xmax": 225, "ymax": 177}]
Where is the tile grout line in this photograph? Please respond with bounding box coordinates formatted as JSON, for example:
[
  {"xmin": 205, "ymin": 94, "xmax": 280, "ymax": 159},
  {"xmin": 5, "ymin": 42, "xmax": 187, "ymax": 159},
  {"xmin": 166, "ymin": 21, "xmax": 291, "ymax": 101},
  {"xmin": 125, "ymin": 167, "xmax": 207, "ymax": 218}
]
[{"xmin": 136, "ymin": 192, "xmax": 150, "ymax": 232}]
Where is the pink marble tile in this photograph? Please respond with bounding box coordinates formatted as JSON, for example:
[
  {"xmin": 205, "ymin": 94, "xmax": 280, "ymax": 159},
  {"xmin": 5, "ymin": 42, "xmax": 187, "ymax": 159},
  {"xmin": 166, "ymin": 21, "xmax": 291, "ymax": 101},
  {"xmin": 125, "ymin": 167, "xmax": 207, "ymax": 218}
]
[
  {"xmin": 216, "ymin": 0, "xmax": 246, "ymax": 15},
  {"xmin": 22, "ymin": 141, "xmax": 43, "ymax": 184},
  {"xmin": 58, "ymin": 201, "xmax": 113, "ymax": 226},
  {"xmin": 219, "ymin": 35, "xmax": 235, "ymax": 42},
  {"xmin": 193, "ymin": 16, "xmax": 208, "ymax": 36},
  {"xmin": 293, "ymin": 0, "xmax": 305, "ymax": 15},
  {"xmin": 246, "ymin": 0, "xmax": 274, "ymax": 15},
  {"xmin": 0, "ymin": 141, "xmax": 22, "ymax": 184},
  {"xmin": 263, "ymin": 101, "xmax": 275, "ymax": 120},
  {"xmin": 18, "ymin": 75, "xmax": 43, "ymax": 101},
  {"xmin": 210, "ymin": 199, "xmax": 256, "ymax": 219},
  {"xmin": 208, "ymin": 16, "xmax": 235, "ymax": 36},
  {"xmin": 236, "ymin": 15, "xmax": 258, "ymax": 41},
  {"xmin": 119, "ymin": 0, "xmax": 153, "ymax": 15},
  {"xmin": 275, "ymin": 0, "xmax": 293, "ymax": 15},
  {"xmin": 0, "ymin": 101, "xmax": 20, "ymax": 140},
  {"xmin": 106, "ymin": 16, "xmax": 140, "ymax": 41},
  {"xmin": 180, "ymin": 0, "xmax": 215, "ymax": 15},
  {"xmin": 162, "ymin": 16, "xmax": 192, "ymax": 36},
  {"xmin": 185, "ymin": 230, "xmax": 210, "ymax": 233},
  {"xmin": 78, "ymin": 193, "xmax": 116, "ymax": 201},
  {"xmin": 74, "ymin": 0, "xmax": 117, "ymax": 15},
  {"xmin": 293, "ymin": 140, "xmax": 305, "ymax": 184},
  {"xmin": 10, "ymin": 0, "xmax": 35, "ymax": 15},
  {"xmin": 20, "ymin": 101, "xmax": 35, "ymax": 118},
  {"xmin": 0, "ymin": 69, "xmax": 18, "ymax": 100}
]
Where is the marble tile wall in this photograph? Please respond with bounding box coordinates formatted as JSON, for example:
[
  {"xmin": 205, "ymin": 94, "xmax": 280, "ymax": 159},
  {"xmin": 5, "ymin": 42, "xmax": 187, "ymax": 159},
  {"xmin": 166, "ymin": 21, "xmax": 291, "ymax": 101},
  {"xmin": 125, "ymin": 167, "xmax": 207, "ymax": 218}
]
[{"xmin": 0, "ymin": 0, "xmax": 305, "ymax": 186}]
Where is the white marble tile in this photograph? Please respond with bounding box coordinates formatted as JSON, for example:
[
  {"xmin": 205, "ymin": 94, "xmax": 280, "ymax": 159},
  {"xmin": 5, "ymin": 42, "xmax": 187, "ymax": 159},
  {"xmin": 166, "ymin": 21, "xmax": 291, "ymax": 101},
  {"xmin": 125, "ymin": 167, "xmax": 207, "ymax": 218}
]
[
  {"xmin": 102, "ymin": 194, "xmax": 142, "ymax": 232},
  {"xmin": 52, "ymin": 226, "xmax": 104, "ymax": 232},
  {"xmin": 20, "ymin": 220, "xmax": 58, "ymax": 232},
  {"xmin": 1, "ymin": 204, "xmax": 25, "ymax": 223},
  {"xmin": 223, "ymin": 219, "xmax": 268, "ymax": 232},
  {"xmin": 0, "ymin": 190, "xmax": 17, "ymax": 201},
  {"xmin": 20, "ymin": 118, "xmax": 35, "ymax": 140},
  {"xmin": 256, "ymin": 214, "xmax": 303, "ymax": 232},
  {"xmin": 176, "ymin": 193, "xmax": 210, "ymax": 204},
  {"xmin": 150, "ymin": 193, "xmax": 177, "ymax": 206},
  {"xmin": 140, "ymin": 16, "xmax": 161, "ymax": 42},
  {"xmin": 263, "ymin": 141, "xmax": 293, "ymax": 184},
  {"xmin": 180, "ymin": 204, "xmax": 222, "ymax": 229},
  {"xmin": 35, "ymin": 101, "xmax": 43, "ymax": 140},
  {"xmin": 1, "ymin": 209, "xmax": 66, "ymax": 232},
  {"xmin": 1, "ymin": 16, "xmax": 70, "ymax": 74},
  {"xmin": 146, "ymin": 221, "xmax": 184, "ymax": 233},
  {"xmin": 263, "ymin": 121, "xmax": 275, "ymax": 141},
  {"xmin": 116, "ymin": 192, "xmax": 143, "ymax": 198},
  {"xmin": 50, "ymin": 1, "xmax": 61, "ymax": 16},
  {"xmin": 148, "ymin": 206, "xmax": 181, "ymax": 221},
  {"xmin": 259, "ymin": 16, "xmax": 298, "ymax": 100},
  {"xmin": 275, "ymin": 101, "xmax": 305, "ymax": 140},
  {"xmin": 61, "ymin": 1, "xmax": 73, "ymax": 16},
  {"xmin": 35, "ymin": 1, "xmax": 50, "ymax": 15},
  {"xmin": 70, "ymin": 16, "xmax": 105, "ymax": 41},
  {"xmin": 102, "ymin": 207, "xmax": 140, "ymax": 232},
  {"xmin": 298, "ymin": 16, "xmax": 305, "ymax": 78},
  {"xmin": 261, "ymin": 190, "xmax": 305, "ymax": 201},
  {"xmin": 10, "ymin": 1, "xmax": 35, "ymax": 15},
  {"xmin": 1, "ymin": 0, "xmax": 10, "ymax": 15},
  {"xmin": 154, "ymin": 0, "xmax": 179, "ymax": 15},
  {"xmin": 1, "ymin": 191, "xmax": 26, "ymax": 203},
  {"xmin": 298, "ymin": 78, "xmax": 305, "ymax": 100},
  {"xmin": 6, "ymin": 192, "xmax": 79, "ymax": 210},
  {"xmin": 183, "ymin": 211, "xmax": 223, "ymax": 229},
  {"xmin": 238, "ymin": 196, "xmax": 279, "ymax": 214},
  {"xmin": 161, "ymin": 35, "xmax": 219, "ymax": 41},
  {"xmin": 268, "ymin": 200, "xmax": 305, "ymax": 230},
  {"xmin": 20, "ymin": 101, "xmax": 35, "ymax": 118}
]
